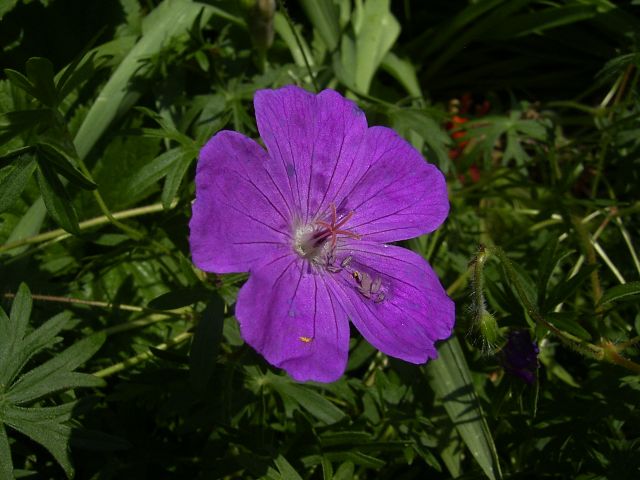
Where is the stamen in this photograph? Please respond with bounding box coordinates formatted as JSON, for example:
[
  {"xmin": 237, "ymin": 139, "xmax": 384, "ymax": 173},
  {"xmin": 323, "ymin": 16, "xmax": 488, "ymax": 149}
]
[{"xmin": 313, "ymin": 203, "xmax": 360, "ymax": 248}]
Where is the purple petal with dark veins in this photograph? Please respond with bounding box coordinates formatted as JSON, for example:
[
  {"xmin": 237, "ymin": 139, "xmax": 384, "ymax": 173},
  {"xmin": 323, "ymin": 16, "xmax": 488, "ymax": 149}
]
[
  {"xmin": 236, "ymin": 253, "xmax": 350, "ymax": 382},
  {"xmin": 331, "ymin": 241, "xmax": 454, "ymax": 364},
  {"xmin": 189, "ymin": 131, "xmax": 292, "ymax": 273},
  {"xmin": 254, "ymin": 86, "xmax": 370, "ymax": 224},
  {"xmin": 254, "ymin": 86, "xmax": 449, "ymax": 241},
  {"xmin": 337, "ymin": 127, "xmax": 449, "ymax": 242}
]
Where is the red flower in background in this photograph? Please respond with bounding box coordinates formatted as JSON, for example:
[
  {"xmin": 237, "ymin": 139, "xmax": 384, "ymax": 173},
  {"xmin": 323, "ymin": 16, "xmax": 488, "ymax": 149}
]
[{"xmin": 445, "ymin": 93, "xmax": 490, "ymax": 184}]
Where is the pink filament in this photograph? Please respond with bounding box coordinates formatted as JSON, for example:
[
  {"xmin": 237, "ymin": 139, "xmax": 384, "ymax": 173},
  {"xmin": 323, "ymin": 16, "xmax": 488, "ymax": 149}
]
[{"xmin": 315, "ymin": 203, "xmax": 360, "ymax": 248}]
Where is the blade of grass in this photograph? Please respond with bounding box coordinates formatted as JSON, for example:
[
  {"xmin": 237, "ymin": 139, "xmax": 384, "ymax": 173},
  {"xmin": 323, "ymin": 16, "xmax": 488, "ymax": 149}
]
[
  {"xmin": 74, "ymin": 0, "xmax": 211, "ymax": 159},
  {"xmin": 425, "ymin": 336, "xmax": 502, "ymax": 480}
]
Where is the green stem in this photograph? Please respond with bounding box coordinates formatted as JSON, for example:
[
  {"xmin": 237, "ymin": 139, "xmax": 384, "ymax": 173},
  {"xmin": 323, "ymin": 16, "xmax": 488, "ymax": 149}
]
[
  {"xmin": 470, "ymin": 244, "xmax": 488, "ymax": 314},
  {"xmin": 93, "ymin": 331, "xmax": 192, "ymax": 378},
  {"xmin": 487, "ymin": 246, "xmax": 604, "ymax": 361},
  {"xmin": 601, "ymin": 342, "xmax": 640, "ymax": 375},
  {"xmin": 74, "ymin": 156, "xmax": 145, "ymax": 241},
  {"xmin": 100, "ymin": 315, "xmax": 179, "ymax": 336},
  {"xmin": 570, "ymin": 215, "xmax": 603, "ymax": 307},
  {"xmin": 446, "ymin": 267, "xmax": 471, "ymax": 296},
  {"xmin": 616, "ymin": 336, "xmax": 640, "ymax": 351},
  {"xmin": 2, "ymin": 291, "xmax": 189, "ymax": 318},
  {"xmin": 488, "ymin": 245, "xmax": 640, "ymax": 374},
  {"xmin": 0, "ymin": 202, "xmax": 173, "ymax": 254},
  {"xmin": 278, "ymin": 0, "xmax": 319, "ymax": 92}
]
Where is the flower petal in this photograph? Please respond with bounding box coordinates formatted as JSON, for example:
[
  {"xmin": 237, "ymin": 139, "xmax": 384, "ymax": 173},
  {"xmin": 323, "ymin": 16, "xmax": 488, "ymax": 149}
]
[
  {"xmin": 254, "ymin": 86, "xmax": 448, "ymax": 242},
  {"xmin": 189, "ymin": 131, "xmax": 292, "ymax": 273},
  {"xmin": 337, "ymin": 126, "xmax": 449, "ymax": 242},
  {"xmin": 254, "ymin": 86, "xmax": 369, "ymax": 223},
  {"xmin": 330, "ymin": 241, "xmax": 454, "ymax": 363},
  {"xmin": 236, "ymin": 253, "xmax": 350, "ymax": 382}
]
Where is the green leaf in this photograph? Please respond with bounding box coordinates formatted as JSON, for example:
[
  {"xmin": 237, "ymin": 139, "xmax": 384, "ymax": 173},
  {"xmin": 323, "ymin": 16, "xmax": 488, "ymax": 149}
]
[
  {"xmin": 0, "ymin": 0, "xmax": 19, "ymax": 20},
  {"xmin": 120, "ymin": 147, "xmax": 191, "ymax": 200},
  {"xmin": 35, "ymin": 161, "xmax": 80, "ymax": 234},
  {"xmin": 270, "ymin": 378, "xmax": 346, "ymax": 425},
  {"xmin": 599, "ymin": 281, "xmax": 640, "ymax": 305},
  {"xmin": 8, "ymin": 333, "xmax": 106, "ymax": 403},
  {"xmin": 0, "ymin": 284, "xmax": 30, "ymax": 386},
  {"xmin": 300, "ymin": 0, "xmax": 341, "ymax": 51},
  {"xmin": 0, "ymin": 424, "xmax": 13, "ymax": 479},
  {"xmin": 545, "ymin": 313, "xmax": 592, "ymax": 341},
  {"xmin": 0, "ymin": 145, "xmax": 34, "ymax": 169},
  {"xmin": 425, "ymin": 337, "xmax": 502, "ymax": 480},
  {"xmin": 486, "ymin": 4, "xmax": 600, "ymax": 39},
  {"xmin": 57, "ymin": 50, "xmax": 101, "ymax": 103},
  {"xmin": 161, "ymin": 149, "xmax": 196, "ymax": 209},
  {"xmin": 274, "ymin": 455, "xmax": 304, "ymax": 480},
  {"xmin": 3, "ymin": 403, "xmax": 76, "ymax": 424},
  {"xmin": 321, "ymin": 456, "xmax": 333, "ymax": 480},
  {"xmin": 5, "ymin": 312, "xmax": 71, "ymax": 387},
  {"xmin": 389, "ymin": 108, "xmax": 452, "ymax": 172},
  {"xmin": 3, "ymin": 198, "xmax": 47, "ymax": 257},
  {"xmin": 0, "ymin": 153, "xmax": 36, "ymax": 214},
  {"xmin": 2, "ymin": 407, "xmax": 74, "ymax": 478},
  {"xmin": 0, "ymin": 314, "xmax": 14, "ymax": 379},
  {"xmin": 543, "ymin": 265, "xmax": 597, "ymax": 311},
  {"xmin": 320, "ymin": 431, "xmax": 372, "ymax": 447},
  {"xmin": 73, "ymin": 0, "xmax": 214, "ymax": 159},
  {"xmin": 25, "ymin": 57, "xmax": 58, "ymax": 107},
  {"xmin": 326, "ymin": 451, "xmax": 385, "ymax": 469},
  {"xmin": 380, "ymin": 52, "xmax": 422, "ymax": 98},
  {"xmin": 0, "ymin": 109, "xmax": 52, "ymax": 145},
  {"xmin": 273, "ymin": 12, "xmax": 316, "ymax": 70},
  {"xmin": 36, "ymin": 142, "xmax": 96, "ymax": 190},
  {"xmin": 9, "ymin": 283, "xmax": 32, "ymax": 348},
  {"xmin": 136, "ymin": 106, "xmax": 195, "ymax": 146},
  {"xmin": 352, "ymin": 0, "xmax": 400, "ymax": 94},
  {"xmin": 333, "ymin": 462, "xmax": 355, "ymax": 480},
  {"xmin": 7, "ymin": 372, "xmax": 105, "ymax": 404},
  {"xmin": 3, "ymin": 68, "xmax": 37, "ymax": 98},
  {"xmin": 147, "ymin": 288, "xmax": 207, "ymax": 310}
]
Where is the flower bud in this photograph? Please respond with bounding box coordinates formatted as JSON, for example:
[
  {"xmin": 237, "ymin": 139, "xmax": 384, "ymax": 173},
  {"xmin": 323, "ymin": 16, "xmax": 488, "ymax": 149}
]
[
  {"xmin": 502, "ymin": 330, "xmax": 539, "ymax": 384},
  {"xmin": 478, "ymin": 311, "xmax": 501, "ymax": 349},
  {"xmin": 248, "ymin": 0, "xmax": 276, "ymax": 51}
]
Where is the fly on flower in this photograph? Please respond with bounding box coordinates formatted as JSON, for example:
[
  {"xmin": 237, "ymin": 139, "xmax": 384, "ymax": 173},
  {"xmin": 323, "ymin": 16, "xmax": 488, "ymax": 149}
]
[{"xmin": 189, "ymin": 85, "xmax": 455, "ymax": 382}]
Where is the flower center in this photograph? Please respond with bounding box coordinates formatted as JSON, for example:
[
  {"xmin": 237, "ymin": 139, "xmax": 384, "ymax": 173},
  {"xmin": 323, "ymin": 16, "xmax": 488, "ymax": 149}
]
[{"xmin": 293, "ymin": 203, "xmax": 360, "ymax": 262}]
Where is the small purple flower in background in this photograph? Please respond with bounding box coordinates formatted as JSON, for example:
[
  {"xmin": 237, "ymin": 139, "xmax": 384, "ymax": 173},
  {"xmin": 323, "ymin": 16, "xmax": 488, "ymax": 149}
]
[
  {"xmin": 502, "ymin": 330, "xmax": 539, "ymax": 384},
  {"xmin": 189, "ymin": 85, "xmax": 454, "ymax": 382}
]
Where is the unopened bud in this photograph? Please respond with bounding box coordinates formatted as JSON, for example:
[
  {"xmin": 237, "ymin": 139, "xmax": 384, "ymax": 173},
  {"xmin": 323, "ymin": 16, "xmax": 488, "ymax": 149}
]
[
  {"xmin": 248, "ymin": 0, "xmax": 276, "ymax": 50},
  {"xmin": 474, "ymin": 310, "xmax": 502, "ymax": 354},
  {"xmin": 502, "ymin": 330, "xmax": 539, "ymax": 384},
  {"xmin": 478, "ymin": 311, "xmax": 500, "ymax": 346}
]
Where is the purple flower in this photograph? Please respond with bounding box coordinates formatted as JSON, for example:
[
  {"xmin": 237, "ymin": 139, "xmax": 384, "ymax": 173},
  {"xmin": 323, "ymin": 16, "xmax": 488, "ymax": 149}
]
[
  {"xmin": 502, "ymin": 330, "xmax": 539, "ymax": 384},
  {"xmin": 189, "ymin": 85, "xmax": 454, "ymax": 382}
]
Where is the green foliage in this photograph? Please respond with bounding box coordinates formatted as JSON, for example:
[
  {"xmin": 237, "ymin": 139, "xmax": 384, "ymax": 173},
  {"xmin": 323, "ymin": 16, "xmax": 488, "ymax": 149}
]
[
  {"xmin": 1, "ymin": 0, "xmax": 639, "ymax": 478},
  {"xmin": 0, "ymin": 284, "xmax": 106, "ymax": 478}
]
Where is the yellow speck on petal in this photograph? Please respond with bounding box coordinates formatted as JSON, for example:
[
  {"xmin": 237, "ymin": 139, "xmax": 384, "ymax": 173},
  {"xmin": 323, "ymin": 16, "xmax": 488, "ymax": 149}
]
[{"xmin": 299, "ymin": 336, "xmax": 313, "ymax": 343}]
